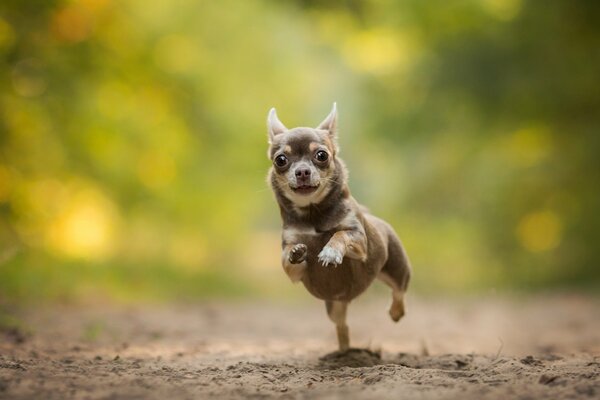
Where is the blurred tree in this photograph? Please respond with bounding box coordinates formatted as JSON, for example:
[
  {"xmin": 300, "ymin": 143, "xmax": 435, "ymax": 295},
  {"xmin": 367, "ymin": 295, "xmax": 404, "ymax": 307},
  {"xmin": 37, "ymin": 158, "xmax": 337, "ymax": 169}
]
[{"xmin": 0, "ymin": 0, "xmax": 598, "ymax": 303}]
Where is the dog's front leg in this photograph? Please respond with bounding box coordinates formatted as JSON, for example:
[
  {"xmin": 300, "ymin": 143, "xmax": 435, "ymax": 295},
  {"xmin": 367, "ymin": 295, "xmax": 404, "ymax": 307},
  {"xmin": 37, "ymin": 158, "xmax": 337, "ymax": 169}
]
[
  {"xmin": 282, "ymin": 243, "xmax": 308, "ymax": 282},
  {"xmin": 318, "ymin": 229, "xmax": 367, "ymax": 267}
]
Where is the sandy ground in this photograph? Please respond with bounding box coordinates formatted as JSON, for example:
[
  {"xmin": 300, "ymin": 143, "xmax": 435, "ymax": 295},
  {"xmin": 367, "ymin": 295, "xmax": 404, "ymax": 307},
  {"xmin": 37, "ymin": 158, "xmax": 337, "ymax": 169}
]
[{"xmin": 1, "ymin": 294, "xmax": 599, "ymax": 399}]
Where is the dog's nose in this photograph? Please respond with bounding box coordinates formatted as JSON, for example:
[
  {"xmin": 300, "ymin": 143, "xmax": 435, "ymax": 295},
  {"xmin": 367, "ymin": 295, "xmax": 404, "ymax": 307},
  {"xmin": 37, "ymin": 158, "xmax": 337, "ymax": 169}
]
[{"xmin": 295, "ymin": 168, "xmax": 311, "ymax": 179}]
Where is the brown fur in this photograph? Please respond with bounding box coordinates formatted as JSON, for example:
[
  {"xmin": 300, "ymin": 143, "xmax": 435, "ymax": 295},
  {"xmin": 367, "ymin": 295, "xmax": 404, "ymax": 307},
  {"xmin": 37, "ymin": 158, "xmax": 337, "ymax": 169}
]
[{"xmin": 266, "ymin": 104, "xmax": 411, "ymax": 350}]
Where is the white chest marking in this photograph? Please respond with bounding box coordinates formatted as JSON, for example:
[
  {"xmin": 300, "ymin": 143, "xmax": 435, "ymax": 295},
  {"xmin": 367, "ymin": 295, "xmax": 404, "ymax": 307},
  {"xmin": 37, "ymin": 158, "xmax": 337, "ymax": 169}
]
[{"xmin": 283, "ymin": 226, "xmax": 318, "ymax": 243}]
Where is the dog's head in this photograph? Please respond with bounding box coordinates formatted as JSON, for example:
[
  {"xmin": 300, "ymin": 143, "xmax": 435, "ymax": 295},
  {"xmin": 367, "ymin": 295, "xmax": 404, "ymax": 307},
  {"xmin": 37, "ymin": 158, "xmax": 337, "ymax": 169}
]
[{"xmin": 267, "ymin": 103, "xmax": 340, "ymax": 207}]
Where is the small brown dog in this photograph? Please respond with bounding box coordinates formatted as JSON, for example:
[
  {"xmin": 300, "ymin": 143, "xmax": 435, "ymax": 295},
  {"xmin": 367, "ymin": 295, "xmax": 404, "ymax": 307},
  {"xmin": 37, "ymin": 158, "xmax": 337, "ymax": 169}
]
[{"xmin": 267, "ymin": 103, "xmax": 411, "ymax": 351}]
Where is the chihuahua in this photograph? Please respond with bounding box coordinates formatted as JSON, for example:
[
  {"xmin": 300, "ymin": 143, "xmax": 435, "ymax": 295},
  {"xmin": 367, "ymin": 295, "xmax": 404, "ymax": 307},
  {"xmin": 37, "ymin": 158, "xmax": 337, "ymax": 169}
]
[{"xmin": 267, "ymin": 103, "xmax": 411, "ymax": 351}]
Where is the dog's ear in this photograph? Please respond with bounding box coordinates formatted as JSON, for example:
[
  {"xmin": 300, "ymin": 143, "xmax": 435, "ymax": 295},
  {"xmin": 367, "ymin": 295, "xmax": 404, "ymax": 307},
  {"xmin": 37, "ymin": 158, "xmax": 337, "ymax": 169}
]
[
  {"xmin": 317, "ymin": 103, "xmax": 339, "ymax": 152},
  {"xmin": 317, "ymin": 102, "xmax": 338, "ymax": 138},
  {"xmin": 267, "ymin": 108, "xmax": 287, "ymax": 143}
]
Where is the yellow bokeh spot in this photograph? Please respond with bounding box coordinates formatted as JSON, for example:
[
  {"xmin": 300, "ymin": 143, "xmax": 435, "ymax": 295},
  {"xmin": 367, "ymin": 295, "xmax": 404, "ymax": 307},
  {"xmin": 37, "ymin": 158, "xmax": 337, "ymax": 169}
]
[
  {"xmin": 0, "ymin": 165, "xmax": 11, "ymax": 203},
  {"xmin": 24, "ymin": 178, "xmax": 68, "ymax": 218},
  {"xmin": 482, "ymin": 0, "xmax": 522, "ymax": 21},
  {"xmin": 342, "ymin": 29, "xmax": 408, "ymax": 74},
  {"xmin": 0, "ymin": 17, "xmax": 15, "ymax": 50},
  {"xmin": 516, "ymin": 210, "xmax": 562, "ymax": 253},
  {"xmin": 310, "ymin": 9, "xmax": 356, "ymax": 46},
  {"xmin": 136, "ymin": 150, "xmax": 177, "ymax": 189},
  {"xmin": 154, "ymin": 34, "xmax": 198, "ymax": 74},
  {"xmin": 497, "ymin": 124, "xmax": 552, "ymax": 167},
  {"xmin": 79, "ymin": 0, "xmax": 111, "ymax": 14},
  {"xmin": 96, "ymin": 81, "xmax": 134, "ymax": 121},
  {"xmin": 47, "ymin": 188, "xmax": 119, "ymax": 259},
  {"xmin": 51, "ymin": 5, "xmax": 91, "ymax": 43}
]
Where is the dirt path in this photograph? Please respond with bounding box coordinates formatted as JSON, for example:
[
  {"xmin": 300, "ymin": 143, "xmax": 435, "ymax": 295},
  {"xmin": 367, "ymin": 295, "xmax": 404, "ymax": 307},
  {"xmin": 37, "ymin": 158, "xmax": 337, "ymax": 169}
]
[{"xmin": 1, "ymin": 294, "xmax": 599, "ymax": 399}]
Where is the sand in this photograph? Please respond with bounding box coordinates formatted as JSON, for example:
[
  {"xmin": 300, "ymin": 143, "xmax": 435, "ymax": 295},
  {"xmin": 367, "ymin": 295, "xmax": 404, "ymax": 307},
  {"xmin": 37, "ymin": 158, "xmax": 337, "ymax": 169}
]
[{"xmin": 1, "ymin": 294, "xmax": 599, "ymax": 399}]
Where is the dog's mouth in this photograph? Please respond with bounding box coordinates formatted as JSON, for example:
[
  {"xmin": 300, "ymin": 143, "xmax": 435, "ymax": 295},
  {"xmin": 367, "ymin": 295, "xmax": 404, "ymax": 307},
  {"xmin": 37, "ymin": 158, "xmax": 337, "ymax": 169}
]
[{"xmin": 291, "ymin": 184, "xmax": 319, "ymax": 195}]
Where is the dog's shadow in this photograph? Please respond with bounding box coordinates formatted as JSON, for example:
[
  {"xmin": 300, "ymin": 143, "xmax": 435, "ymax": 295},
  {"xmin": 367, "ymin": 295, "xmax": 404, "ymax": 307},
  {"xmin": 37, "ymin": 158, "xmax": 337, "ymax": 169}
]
[
  {"xmin": 317, "ymin": 348, "xmax": 382, "ymax": 369},
  {"xmin": 317, "ymin": 349, "xmax": 484, "ymax": 370}
]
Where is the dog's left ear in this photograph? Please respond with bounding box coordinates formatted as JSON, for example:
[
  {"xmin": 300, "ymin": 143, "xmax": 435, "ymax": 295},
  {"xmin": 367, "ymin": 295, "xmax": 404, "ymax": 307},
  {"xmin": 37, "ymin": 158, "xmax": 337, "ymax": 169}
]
[
  {"xmin": 267, "ymin": 108, "xmax": 287, "ymax": 143},
  {"xmin": 317, "ymin": 102, "xmax": 338, "ymax": 136}
]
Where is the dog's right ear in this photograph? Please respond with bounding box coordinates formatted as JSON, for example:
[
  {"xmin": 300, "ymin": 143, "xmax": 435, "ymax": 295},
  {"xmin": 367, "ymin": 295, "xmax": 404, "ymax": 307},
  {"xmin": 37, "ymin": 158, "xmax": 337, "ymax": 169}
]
[{"xmin": 267, "ymin": 108, "xmax": 287, "ymax": 143}]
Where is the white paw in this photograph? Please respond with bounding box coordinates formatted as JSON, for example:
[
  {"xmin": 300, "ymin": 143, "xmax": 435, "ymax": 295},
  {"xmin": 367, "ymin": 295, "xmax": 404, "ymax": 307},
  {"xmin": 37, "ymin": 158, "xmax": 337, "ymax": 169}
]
[{"xmin": 317, "ymin": 246, "xmax": 344, "ymax": 267}]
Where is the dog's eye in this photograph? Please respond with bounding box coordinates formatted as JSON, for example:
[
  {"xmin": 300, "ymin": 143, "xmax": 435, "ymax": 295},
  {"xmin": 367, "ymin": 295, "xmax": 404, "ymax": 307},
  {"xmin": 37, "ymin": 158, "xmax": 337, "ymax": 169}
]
[
  {"xmin": 315, "ymin": 150, "xmax": 329, "ymax": 162},
  {"xmin": 274, "ymin": 154, "xmax": 288, "ymax": 167}
]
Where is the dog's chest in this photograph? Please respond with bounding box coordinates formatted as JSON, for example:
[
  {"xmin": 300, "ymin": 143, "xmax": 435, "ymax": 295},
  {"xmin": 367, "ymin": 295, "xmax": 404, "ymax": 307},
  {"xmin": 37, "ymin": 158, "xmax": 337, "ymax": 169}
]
[
  {"xmin": 283, "ymin": 226, "xmax": 330, "ymax": 251},
  {"xmin": 282, "ymin": 225, "xmax": 377, "ymax": 302}
]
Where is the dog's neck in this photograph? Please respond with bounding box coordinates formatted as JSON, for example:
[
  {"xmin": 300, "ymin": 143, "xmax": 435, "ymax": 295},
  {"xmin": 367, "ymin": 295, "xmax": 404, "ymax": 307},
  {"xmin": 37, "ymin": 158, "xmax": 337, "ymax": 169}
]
[{"xmin": 274, "ymin": 159, "xmax": 350, "ymax": 229}]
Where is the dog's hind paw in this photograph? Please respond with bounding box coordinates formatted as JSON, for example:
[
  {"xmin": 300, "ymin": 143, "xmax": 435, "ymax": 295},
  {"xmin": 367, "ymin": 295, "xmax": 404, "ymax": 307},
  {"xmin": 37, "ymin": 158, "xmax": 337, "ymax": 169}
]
[{"xmin": 318, "ymin": 246, "xmax": 343, "ymax": 267}]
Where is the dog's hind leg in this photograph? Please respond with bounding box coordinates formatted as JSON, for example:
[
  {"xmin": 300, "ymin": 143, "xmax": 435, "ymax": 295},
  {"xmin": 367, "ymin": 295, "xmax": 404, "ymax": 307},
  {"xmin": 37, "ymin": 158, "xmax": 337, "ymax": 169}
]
[
  {"xmin": 378, "ymin": 234, "xmax": 411, "ymax": 322},
  {"xmin": 325, "ymin": 300, "xmax": 349, "ymax": 351}
]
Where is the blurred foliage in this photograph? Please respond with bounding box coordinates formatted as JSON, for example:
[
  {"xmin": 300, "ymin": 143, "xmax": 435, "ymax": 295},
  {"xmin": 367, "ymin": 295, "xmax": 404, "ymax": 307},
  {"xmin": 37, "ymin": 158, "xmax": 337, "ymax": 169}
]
[{"xmin": 0, "ymin": 0, "xmax": 599, "ymax": 303}]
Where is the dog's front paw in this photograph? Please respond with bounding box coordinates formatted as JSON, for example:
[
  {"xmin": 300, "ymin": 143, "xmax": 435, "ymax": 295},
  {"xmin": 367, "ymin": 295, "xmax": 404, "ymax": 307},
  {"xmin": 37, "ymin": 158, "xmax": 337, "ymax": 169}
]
[
  {"xmin": 318, "ymin": 246, "xmax": 344, "ymax": 267},
  {"xmin": 289, "ymin": 244, "xmax": 308, "ymax": 264}
]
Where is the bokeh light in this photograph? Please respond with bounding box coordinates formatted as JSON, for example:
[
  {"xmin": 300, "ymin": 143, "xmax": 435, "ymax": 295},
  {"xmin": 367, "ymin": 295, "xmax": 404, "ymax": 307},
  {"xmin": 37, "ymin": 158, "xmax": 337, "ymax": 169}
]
[{"xmin": 0, "ymin": 0, "xmax": 599, "ymax": 304}]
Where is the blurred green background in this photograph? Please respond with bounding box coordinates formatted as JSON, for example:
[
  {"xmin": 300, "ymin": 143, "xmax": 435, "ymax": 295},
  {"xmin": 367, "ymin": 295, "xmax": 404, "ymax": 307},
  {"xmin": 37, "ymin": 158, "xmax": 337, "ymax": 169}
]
[{"xmin": 1, "ymin": 0, "xmax": 599, "ymax": 304}]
